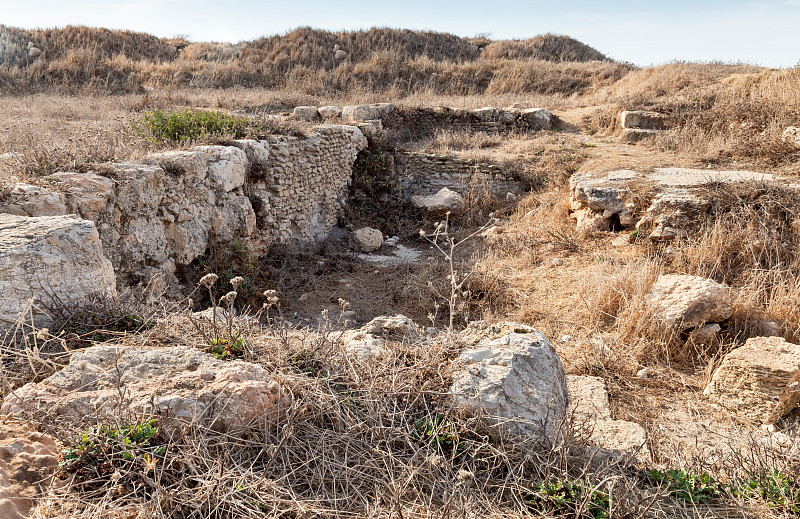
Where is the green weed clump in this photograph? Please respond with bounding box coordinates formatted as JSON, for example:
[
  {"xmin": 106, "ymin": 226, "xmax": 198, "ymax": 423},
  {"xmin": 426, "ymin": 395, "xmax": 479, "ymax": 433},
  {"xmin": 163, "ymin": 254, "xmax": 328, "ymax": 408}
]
[
  {"xmin": 648, "ymin": 468, "xmax": 721, "ymax": 504},
  {"xmin": 525, "ymin": 479, "xmax": 611, "ymax": 518},
  {"xmin": 59, "ymin": 419, "xmax": 167, "ymax": 494},
  {"xmin": 134, "ymin": 109, "xmax": 260, "ymax": 143}
]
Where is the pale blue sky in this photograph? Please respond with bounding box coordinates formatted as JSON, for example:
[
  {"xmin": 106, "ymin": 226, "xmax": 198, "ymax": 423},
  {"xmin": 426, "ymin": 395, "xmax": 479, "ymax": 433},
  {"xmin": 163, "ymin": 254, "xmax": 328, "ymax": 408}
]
[{"xmin": 2, "ymin": 0, "xmax": 799, "ymax": 67}]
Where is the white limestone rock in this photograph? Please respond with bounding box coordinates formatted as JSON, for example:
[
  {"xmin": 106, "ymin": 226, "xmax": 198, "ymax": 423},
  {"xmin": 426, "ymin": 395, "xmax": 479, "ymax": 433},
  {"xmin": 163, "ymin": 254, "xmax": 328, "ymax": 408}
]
[
  {"xmin": 292, "ymin": 106, "xmax": 321, "ymax": 122},
  {"xmin": 318, "ymin": 106, "xmax": 342, "ymax": 119},
  {"xmin": 781, "ymin": 126, "xmax": 800, "ymax": 147},
  {"xmin": 0, "ymin": 214, "xmax": 116, "ymax": 327},
  {"xmin": 2, "ymin": 345, "xmax": 290, "ymax": 430},
  {"xmin": 619, "ymin": 110, "xmax": 666, "ymax": 130},
  {"xmin": 646, "ymin": 274, "xmax": 732, "ymax": 330},
  {"xmin": 342, "ymin": 104, "xmax": 380, "ymax": 122},
  {"xmin": 50, "ymin": 172, "xmax": 115, "ymax": 219},
  {"xmin": 451, "ymin": 324, "xmax": 568, "ymax": 439},
  {"xmin": 412, "ymin": 187, "xmax": 466, "ymax": 219},
  {"xmin": 362, "ymin": 314, "xmax": 416, "ymax": 336},
  {"xmin": 704, "ymin": 336, "xmax": 800, "ymax": 425},
  {"xmin": 350, "ymin": 227, "xmax": 383, "ymax": 252},
  {"xmin": 523, "ymin": 108, "xmax": 554, "ymax": 130},
  {"xmin": 567, "ymin": 375, "xmax": 650, "ymax": 461},
  {"xmin": 195, "ymin": 145, "xmax": 248, "ymax": 192}
]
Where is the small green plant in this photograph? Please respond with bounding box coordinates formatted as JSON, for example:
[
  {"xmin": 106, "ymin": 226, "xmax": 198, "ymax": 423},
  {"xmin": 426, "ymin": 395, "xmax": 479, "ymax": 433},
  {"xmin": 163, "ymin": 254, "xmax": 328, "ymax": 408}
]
[
  {"xmin": 210, "ymin": 336, "xmax": 246, "ymax": 359},
  {"xmin": 411, "ymin": 414, "xmax": 466, "ymax": 456},
  {"xmin": 526, "ymin": 479, "xmax": 610, "ymax": 518},
  {"xmin": 60, "ymin": 418, "xmax": 166, "ymax": 479},
  {"xmin": 134, "ymin": 109, "xmax": 263, "ymax": 143},
  {"xmin": 647, "ymin": 468, "xmax": 721, "ymax": 504},
  {"xmin": 734, "ymin": 470, "xmax": 800, "ymax": 513}
]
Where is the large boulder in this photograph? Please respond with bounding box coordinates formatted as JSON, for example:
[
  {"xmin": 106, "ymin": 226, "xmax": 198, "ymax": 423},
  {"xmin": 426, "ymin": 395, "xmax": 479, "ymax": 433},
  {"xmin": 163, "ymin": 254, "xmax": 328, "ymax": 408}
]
[
  {"xmin": 451, "ymin": 323, "xmax": 568, "ymax": 439},
  {"xmin": 350, "ymin": 227, "xmax": 383, "ymax": 253},
  {"xmin": 2, "ymin": 345, "xmax": 289, "ymax": 430},
  {"xmin": 0, "ymin": 214, "xmax": 116, "ymax": 327},
  {"xmin": 646, "ymin": 274, "xmax": 732, "ymax": 330},
  {"xmin": 342, "ymin": 105, "xmax": 380, "ymax": 122},
  {"xmin": 194, "ymin": 145, "xmax": 248, "ymax": 192},
  {"xmin": 567, "ymin": 375, "xmax": 649, "ymax": 461},
  {"xmin": 704, "ymin": 337, "xmax": 800, "ymax": 425},
  {"xmin": 0, "ymin": 420, "xmax": 60, "ymax": 519},
  {"xmin": 412, "ymin": 187, "xmax": 466, "ymax": 219},
  {"xmin": 523, "ymin": 108, "xmax": 554, "ymax": 130}
]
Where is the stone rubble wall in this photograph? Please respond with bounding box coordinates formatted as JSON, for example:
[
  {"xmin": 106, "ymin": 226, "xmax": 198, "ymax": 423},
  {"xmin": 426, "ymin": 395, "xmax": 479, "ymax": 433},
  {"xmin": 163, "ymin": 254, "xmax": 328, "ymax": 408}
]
[
  {"xmin": 382, "ymin": 106, "xmax": 554, "ymax": 140},
  {"xmin": 0, "ymin": 125, "xmax": 367, "ymax": 289},
  {"xmin": 394, "ymin": 151, "xmax": 521, "ymax": 198}
]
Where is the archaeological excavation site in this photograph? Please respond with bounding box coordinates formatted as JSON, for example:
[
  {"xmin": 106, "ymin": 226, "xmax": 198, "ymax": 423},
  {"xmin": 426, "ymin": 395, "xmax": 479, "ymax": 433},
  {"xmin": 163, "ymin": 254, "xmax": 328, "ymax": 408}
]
[{"xmin": 1, "ymin": 24, "xmax": 800, "ymax": 518}]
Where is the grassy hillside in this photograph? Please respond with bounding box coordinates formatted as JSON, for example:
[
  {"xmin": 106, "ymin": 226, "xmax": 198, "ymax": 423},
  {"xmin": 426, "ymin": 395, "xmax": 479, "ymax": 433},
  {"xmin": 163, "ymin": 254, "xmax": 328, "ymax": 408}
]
[{"xmin": 0, "ymin": 25, "xmax": 629, "ymax": 94}]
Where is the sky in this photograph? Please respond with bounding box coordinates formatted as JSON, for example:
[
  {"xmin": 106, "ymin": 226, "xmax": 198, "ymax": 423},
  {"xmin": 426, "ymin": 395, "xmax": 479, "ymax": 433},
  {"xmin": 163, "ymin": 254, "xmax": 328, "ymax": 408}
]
[{"xmin": 1, "ymin": 0, "xmax": 798, "ymax": 67}]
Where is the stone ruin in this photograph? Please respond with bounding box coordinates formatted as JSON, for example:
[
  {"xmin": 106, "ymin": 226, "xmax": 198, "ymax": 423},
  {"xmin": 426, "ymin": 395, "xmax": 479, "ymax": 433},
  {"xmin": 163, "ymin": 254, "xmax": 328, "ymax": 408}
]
[{"xmin": 569, "ymin": 167, "xmax": 799, "ymax": 239}]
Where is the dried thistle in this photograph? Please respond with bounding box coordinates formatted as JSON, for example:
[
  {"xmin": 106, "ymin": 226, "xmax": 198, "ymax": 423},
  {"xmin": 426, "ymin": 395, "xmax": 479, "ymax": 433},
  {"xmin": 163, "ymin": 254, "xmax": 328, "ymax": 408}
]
[
  {"xmin": 229, "ymin": 276, "xmax": 245, "ymax": 290},
  {"xmin": 220, "ymin": 291, "xmax": 238, "ymax": 307},
  {"xmin": 199, "ymin": 273, "xmax": 219, "ymax": 288}
]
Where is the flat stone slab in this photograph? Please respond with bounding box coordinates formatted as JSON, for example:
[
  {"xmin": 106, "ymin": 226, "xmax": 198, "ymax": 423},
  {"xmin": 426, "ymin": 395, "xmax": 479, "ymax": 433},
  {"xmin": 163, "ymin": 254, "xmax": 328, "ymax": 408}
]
[{"xmin": 569, "ymin": 167, "xmax": 797, "ymax": 238}]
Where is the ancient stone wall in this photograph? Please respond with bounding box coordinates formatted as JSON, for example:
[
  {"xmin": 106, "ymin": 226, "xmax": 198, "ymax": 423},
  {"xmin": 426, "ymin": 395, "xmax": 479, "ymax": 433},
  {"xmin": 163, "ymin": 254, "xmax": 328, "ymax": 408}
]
[
  {"xmin": 394, "ymin": 151, "xmax": 521, "ymax": 198},
  {"xmin": 383, "ymin": 107, "xmax": 553, "ymax": 140},
  {"xmin": 0, "ymin": 125, "xmax": 367, "ymax": 288}
]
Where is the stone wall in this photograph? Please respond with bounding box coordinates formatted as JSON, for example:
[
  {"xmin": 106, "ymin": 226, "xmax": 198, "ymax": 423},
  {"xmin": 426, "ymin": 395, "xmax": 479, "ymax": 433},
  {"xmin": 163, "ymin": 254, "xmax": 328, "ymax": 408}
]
[
  {"xmin": 394, "ymin": 152, "xmax": 521, "ymax": 198},
  {"xmin": 383, "ymin": 106, "xmax": 554, "ymax": 140},
  {"xmin": 0, "ymin": 125, "xmax": 367, "ymax": 288}
]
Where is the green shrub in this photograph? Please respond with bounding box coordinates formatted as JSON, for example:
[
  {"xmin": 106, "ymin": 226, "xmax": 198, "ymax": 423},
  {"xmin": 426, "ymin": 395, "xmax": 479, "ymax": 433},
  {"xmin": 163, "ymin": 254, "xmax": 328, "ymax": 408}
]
[
  {"xmin": 734, "ymin": 469, "xmax": 800, "ymax": 513},
  {"xmin": 134, "ymin": 109, "xmax": 261, "ymax": 142}
]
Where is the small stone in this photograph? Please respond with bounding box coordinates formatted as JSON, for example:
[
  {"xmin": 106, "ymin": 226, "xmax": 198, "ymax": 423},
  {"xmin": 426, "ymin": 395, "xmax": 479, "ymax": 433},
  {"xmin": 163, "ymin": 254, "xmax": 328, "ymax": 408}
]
[
  {"xmin": 636, "ymin": 367, "xmax": 651, "ymax": 379},
  {"xmin": 551, "ymin": 258, "xmax": 564, "ymax": 267},
  {"xmin": 350, "ymin": 227, "xmax": 383, "ymax": 253}
]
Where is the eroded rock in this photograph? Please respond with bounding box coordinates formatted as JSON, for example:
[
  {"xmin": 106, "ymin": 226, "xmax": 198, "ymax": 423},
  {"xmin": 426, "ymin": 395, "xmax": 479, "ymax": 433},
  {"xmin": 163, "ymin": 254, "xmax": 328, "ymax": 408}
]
[
  {"xmin": 292, "ymin": 106, "xmax": 321, "ymax": 122},
  {"xmin": 704, "ymin": 336, "xmax": 800, "ymax": 425},
  {"xmin": 0, "ymin": 214, "xmax": 116, "ymax": 327},
  {"xmin": 567, "ymin": 375, "xmax": 650, "ymax": 461},
  {"xmin": 646, "ymin": 274, "xmax": 732, "ymax": 330},
  {"xmin": 350, "ymin": 227, "xmax": 383, "ymax": 252},
  {"xmin": 2, "ymin": 345, "xmax": 289, "ymax": 430},
  {"xmin": 451, "ymin": 323, "xmax": 568, "ymax": 439},
  {"xmin": 412, "ymin": 187, "xmax": 466, "ymax": 219},
  {"xmin": 0, "ymin": 420, "xmax": 60, "ymax": 519}
]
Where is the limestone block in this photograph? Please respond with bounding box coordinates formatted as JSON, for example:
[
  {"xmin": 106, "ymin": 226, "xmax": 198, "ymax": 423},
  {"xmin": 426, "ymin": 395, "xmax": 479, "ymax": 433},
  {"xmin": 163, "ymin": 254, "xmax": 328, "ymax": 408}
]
[
  {"xmin": 145, "ymin": 150, "xmax": 208, "ymax": 180},
  {"xmin": 451, "ymin": 324, "xmax": 568, "ymax": 438},
  {"xmin": 782, "ymin": 126, "xmax": 800, "ymax": 147},
  {"xmin": 704, "ymin": 337, "xmax": 800, "ymax": 424},
  {"xmin": 318, "ymin": 106, "xmax": 342, "ymax": 119},
  {"xmin": 195, "ymin": 145, "xmax": 248, "ymax": 192},
  {"xmin": 2, "ymin": 345, "xmax": 290, "ymax": 430},
  {"xmin": 2, "ymin": 183, "xmax": 67, "ymax": 217},
  {"xmin": 210, "ymin": 195, "xmax": 256, "ymax": 239},
  {"xmin": 567, "ymin": 375, "xmax": 649, "ymax": 461},
  {"xmin": 646, "ymin": 274, "xmax": 732, "ymax": 330},
  {"xmin": 51, "ymin": 172, "xmax": 115, "ymax": 219},
  {"xmin": 232, "ymin": 139, "xmax": 270, "ymax": 173},
  {"xmin": 362, "ymin": 314, "xmax": 416, "ymax": 336},
  {"xmin": 342, "ymin": 105, "xmax": 380, "ymax": 122},
  {"xmin": 619, "ymin": 110, "xmax": 666, "ymax": 130},
  {"xmin": 0, "ymin": 214, "xmax": 116, "ymax": 326},
  {"xmin": 291, "ymin": 106, "xmax": 321, "ymax": 122}
]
